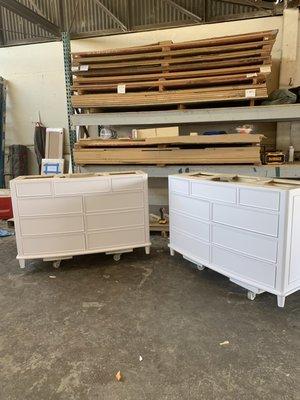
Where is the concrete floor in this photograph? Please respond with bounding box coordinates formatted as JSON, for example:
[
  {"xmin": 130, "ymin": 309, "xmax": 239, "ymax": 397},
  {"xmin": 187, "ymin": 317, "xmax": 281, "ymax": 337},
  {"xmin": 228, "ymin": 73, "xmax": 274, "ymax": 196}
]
[{"xmin": 0, "ymin": 232, "xmax": 299, "ymax": 400}]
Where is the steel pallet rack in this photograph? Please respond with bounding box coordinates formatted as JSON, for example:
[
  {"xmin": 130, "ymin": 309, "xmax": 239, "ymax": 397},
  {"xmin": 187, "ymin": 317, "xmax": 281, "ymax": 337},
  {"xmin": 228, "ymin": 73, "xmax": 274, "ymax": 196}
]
[
  {"xmin": 0, "ymin": 77, "xmax": 6, "ymax": 188},
  {"xmin": 63, "ymin": 39, "xmax": 300, "ymax": 179},
  {"xmin": 62, "ymin": 32, "xmax": 77, "ymax": 172}
]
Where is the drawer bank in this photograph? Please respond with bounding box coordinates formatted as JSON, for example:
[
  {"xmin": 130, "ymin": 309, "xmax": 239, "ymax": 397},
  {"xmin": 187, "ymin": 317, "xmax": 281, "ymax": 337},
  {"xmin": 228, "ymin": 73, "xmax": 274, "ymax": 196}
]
[
  {"xmin": 10, "ymin": 171, "xmax": 151, "ymax": 268},
  {"xmin": 169, "ymin": 172, "xmax": 300, "ymax": 308}
]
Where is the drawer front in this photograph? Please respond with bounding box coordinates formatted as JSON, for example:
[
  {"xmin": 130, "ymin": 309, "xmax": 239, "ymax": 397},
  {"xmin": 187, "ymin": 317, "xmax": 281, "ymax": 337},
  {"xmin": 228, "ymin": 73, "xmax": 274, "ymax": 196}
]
[
  {"xmin": 87, "ymin": 227, "xmax": 146, "ymax": 250},
  {"xmin": 239, "ymin": 188, "xmax": 280, "ymax": 211},
  {"xmin": 85, "ymin": 192, "xmax": 143, "ymax": 213},
  {"xmin": 54, "ymin": 178, "xmax": 110, "ymax": 196},
  {"xmin": 169, "ymin": 178, "xmax": 189, "ymax": 195},
  {"xmin": 212, "ymin": 224, "xmax": 278, "ymax": 262},
  {"xmin": 170, "ymin": 229, "xmax": 210, "ymax": 263},
  {"xmin": 86, "ymin": 210, "xmax": 144, "ymax": 231},
  {"xmin": 212, "ymin": 203, "xmax": 279, "ymax": 237},
  {"xmin": 112, "ymin": 177, "xmax": 143, "ymax": 191},
  {"xmin": 170, "ymin": 211, "xmax": 210, "ymax": 243},
  {"xmin": 211, "ymin": 245, "xmax": 276, "ymax": 288},
  {"xmin": 18, "ymin": 196, "xmax": 82, "ymax": 216},
  {"xmin": 22, "ymin": 233, "xmax": 85, "ymax": 256},
  {"xmin": 170, "ymin": 194, "xmax": 210, "ymax": 221},
  {"xmin": 191, "ymin": 181, "xmax": 236, "ymax": 204},
  {"xmin": 16, "ymin": 181, "xmax": 52, "ymax": 197},
  {"xmin": 20, "ymin": 215, "xmax": 84, "ymax": 236}
]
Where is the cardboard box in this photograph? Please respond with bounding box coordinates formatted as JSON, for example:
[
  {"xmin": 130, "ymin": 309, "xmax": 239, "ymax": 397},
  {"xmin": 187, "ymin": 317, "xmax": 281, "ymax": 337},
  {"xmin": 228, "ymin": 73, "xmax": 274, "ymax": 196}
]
[
  {"xmin": 137, "ymin": 127, "xmax": 179, "ymax": 139},
  {"xmin": 136, "ymin": 128, "xmax": 156, "ymax": 139},
  {"xmin": 156, "ymin": 127, "xmax": 179, "ymax": 137}
]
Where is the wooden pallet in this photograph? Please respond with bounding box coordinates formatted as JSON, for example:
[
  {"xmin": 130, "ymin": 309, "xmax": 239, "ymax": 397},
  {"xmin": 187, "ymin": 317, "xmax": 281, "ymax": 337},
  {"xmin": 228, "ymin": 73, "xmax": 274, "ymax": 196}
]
[
  {"xmin": 71, "ymin": 30, "xmax": 277, "ymax": 109},
  {"xmin": 74, "ymin": 134, "xmax": 263, "ymax": 166}
]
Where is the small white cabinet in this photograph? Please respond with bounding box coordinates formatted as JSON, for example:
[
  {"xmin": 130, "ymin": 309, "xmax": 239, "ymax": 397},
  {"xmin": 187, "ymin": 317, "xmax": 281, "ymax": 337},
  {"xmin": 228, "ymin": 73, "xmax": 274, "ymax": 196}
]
[
  {"xmin": 10, "ymin": 171, "xmax": 150, "ymax": 268},
  {"xmin": 169, "ymin": 172, "xmax": 300, "ymax": 307}
]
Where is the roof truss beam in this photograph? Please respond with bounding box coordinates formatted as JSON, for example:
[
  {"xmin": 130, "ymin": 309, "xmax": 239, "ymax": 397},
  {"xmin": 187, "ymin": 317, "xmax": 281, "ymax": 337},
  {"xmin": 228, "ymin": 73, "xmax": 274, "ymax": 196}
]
[
  {"xmin": 221, "ymin": 0, "xmax": 275, "ymax": 10},
  {"xmin": 162, "ymin": 0, "xmax": 203, "ymax": 22},
  {"xmin": 0, "ymin": 0, "xmax": 61, "ymax": 36},
  {"xmin": 27, "ymin": 0, "xmax": 47, "ymax": 19},
  {"xmin": 93, "ymin": 0, "xmax": 128, "ymax": 31}
]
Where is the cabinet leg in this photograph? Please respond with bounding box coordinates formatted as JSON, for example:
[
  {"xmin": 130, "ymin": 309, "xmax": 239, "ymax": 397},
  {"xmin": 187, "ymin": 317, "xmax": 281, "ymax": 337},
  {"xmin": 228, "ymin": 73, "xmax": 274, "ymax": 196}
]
[
  {"xmin": 19, "ymin": 259, "xmax": 26, "ymax": 269},
  {"xmin": 170, "ymin": 248, "xmax": 175, "ymax": 256},
  {"xmin": 247, "ymin": 291, "xmax": 256, "ymax": 301},
  {"xmin": 145, "ymin": 246, "xmax": 150, "ymax": 255},
  {"xmin": 277, "ymin": 295, "xmax": 286, "ymax": 308}
]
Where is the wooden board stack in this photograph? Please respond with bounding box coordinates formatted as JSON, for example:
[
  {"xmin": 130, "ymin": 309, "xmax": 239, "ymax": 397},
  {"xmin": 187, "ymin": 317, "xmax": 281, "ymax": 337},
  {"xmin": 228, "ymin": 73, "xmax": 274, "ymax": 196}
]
[
  {"xmin": 74, "ymin": 134, "xmax": 263, "ymax": 165},
  {"xmin": 71, "ymin": 30, "xmax": 277, "ymax": 110}
]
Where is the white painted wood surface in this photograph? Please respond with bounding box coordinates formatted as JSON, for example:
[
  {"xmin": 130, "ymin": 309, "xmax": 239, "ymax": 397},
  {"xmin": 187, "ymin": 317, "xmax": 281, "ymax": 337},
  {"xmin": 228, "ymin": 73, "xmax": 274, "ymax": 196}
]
[
  {"xmin": 10, "ymin": 171, "xmax": 150, "ymax": 267},
  {"xmin": 169, "ymin": 172, "xmax": 300, "ymax": 307}
]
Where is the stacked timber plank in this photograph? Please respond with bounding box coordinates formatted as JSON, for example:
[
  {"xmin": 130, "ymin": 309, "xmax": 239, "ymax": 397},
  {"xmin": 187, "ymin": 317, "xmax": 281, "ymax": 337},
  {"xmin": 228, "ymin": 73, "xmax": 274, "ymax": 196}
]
[
  {"xmin": 71, "ymin": 30, "xmax": 277, "ymax": 110},
  {"xmin": 74, "ymin": 134, "xmax": 263, "ymax": 165}
]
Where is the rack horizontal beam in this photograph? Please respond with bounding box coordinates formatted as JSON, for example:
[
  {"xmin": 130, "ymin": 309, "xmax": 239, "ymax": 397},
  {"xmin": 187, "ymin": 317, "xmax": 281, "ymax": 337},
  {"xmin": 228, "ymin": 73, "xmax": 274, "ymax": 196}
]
[
  {"xmin": 71, "ymin": 104, "xmax": 300, "ymax": 126},
  {"xmin": 79, "ymin": 163, "xmax": 300, "ymax": 179}
]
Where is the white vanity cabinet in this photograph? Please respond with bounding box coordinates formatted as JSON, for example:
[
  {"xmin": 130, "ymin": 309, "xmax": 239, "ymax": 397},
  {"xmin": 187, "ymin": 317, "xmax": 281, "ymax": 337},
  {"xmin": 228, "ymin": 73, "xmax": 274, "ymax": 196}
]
[
  {"xmin": 169, "ymin": 172, "xmax": 300, "ymax": 307},
  {"xmin": 10, "ymin": 171, "xmax": 150, "ymax": 268}
]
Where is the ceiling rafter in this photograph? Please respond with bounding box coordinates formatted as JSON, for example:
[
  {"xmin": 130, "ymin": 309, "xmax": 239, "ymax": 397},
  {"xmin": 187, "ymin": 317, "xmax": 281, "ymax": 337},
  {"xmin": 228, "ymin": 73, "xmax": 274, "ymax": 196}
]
[
  {"xmin": 162, "ymin": 0, "xmax": 203, "ymax": 23},
  {"xmin": 58, "ymin": 0, "xmax": 65, "ymax": 31},
  {"xmin": 0, "ymin": 0, "xmax": 284, "ymax": 47},
  {"xmin": 221, "ymin": 0, "xmax": 275, "ymax": 10},
  {"xmin": 93, "ymin": 0, "xmax": 128, "ymax": 31},
  {"xmin": 0, "ymin": 0, "xmax": 60, "ymax": 36},
  {"xmin": 27, "ymin": 0, "xmax": 47, "ymax": 19}
]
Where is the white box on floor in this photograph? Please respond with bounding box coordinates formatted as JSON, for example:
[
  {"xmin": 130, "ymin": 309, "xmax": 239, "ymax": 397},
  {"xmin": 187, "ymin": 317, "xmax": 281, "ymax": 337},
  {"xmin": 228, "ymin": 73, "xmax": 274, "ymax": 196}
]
[
  {"xmin": 10, "ymin": 171, "xmax": 151, "ymax": 268},
  {"xmin": 169, "ymin": 172, "xmax": 300, "ymax": 308}
]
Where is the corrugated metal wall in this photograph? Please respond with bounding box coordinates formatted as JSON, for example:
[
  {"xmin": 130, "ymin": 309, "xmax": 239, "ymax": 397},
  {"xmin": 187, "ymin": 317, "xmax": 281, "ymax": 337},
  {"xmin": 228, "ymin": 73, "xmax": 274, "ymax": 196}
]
[
  {"xmin": 207, "ymin": 0, "xmax": 258, "ymax": 20},
  {"xmin": 0, "ymin": 0, "xmax": 276, "ymax": 46}
]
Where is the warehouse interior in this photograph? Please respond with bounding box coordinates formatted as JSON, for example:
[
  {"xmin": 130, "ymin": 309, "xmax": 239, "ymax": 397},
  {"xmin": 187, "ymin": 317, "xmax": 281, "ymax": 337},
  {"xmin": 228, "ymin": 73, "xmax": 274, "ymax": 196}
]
[{"xmin": 0, "ymin": 1, "xmax": 299, "ymax": 399}]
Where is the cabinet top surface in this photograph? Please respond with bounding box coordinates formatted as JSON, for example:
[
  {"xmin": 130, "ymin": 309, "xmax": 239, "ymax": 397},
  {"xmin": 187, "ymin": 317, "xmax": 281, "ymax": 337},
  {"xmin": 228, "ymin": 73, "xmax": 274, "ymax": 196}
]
[
  {"xmin": 170, "ymin": 172, "xmax": 300, "ymax": 190},
  {"xmin": 11, "ymin": 171, "xmax": 147, "ymax": 183}
]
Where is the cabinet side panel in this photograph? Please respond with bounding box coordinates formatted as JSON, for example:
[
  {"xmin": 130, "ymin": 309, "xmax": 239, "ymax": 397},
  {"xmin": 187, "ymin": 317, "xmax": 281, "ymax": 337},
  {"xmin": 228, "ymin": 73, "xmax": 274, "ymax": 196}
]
[{"xmin": 288, "ymin": 196, "xmax": 300, "ymax": 286}]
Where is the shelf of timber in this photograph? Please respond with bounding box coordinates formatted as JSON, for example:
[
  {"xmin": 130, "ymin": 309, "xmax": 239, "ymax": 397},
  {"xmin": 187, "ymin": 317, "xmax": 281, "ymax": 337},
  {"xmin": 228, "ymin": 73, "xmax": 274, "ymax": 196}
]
[
  {"xmin": 74, "ymin": 134, "xmax": 263, "ymax": 166},
  {"xmin": 71, "ymin": 30, "xmax": 277, "ymax": 111}
]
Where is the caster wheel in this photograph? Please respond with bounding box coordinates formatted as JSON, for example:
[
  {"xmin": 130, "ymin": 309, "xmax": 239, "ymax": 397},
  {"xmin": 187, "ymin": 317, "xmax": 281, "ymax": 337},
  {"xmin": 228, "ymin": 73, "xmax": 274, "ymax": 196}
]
[
  {"xmin": 53, "ymin": 260, "xmax": 61, "ymax": 269},
  {"xmin": 197, "ymin": 264, "xmax": 205, "ymax": 271},
  {"xmin": 113, "ymin": 254, "xmax": 121, "ymax": 262},
  {"xmin": 247, "ymin": 291, "xmax": 256, "ymax": 301}
]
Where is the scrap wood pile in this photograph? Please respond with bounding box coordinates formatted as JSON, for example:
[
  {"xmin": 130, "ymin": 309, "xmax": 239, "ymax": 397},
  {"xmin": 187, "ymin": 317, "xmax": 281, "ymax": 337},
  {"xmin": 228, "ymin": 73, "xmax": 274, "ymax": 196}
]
[
  {"xmin": 74, "ymin": 134, "xmax": 264, "ymax": 165},
  {"xmin": 71, "ymin": 30, "xmax": 278, "ymax": 110}
]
